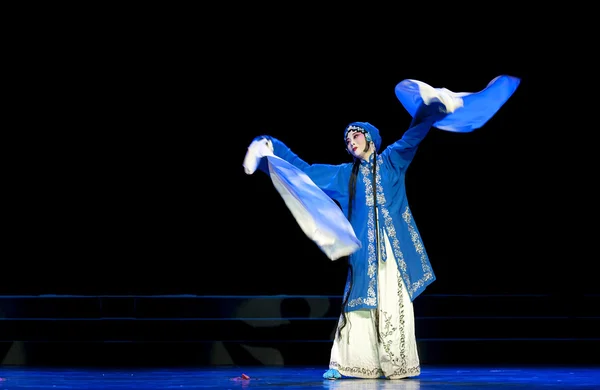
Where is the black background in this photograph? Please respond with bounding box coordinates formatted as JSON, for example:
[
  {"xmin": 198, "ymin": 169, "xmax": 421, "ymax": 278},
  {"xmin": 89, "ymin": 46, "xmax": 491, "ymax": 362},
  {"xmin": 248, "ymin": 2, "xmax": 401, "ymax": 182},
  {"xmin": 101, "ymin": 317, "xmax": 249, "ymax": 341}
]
[{"xmin": 5, "ymin": 10, "xmax": 590, "ymax": 299}]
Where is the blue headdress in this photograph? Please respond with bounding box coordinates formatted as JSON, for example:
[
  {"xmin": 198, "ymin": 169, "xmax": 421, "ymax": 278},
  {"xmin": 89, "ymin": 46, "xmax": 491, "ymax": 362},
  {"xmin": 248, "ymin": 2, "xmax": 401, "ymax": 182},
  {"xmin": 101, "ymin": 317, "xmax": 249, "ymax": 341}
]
[{"xmin": 343, "ymin": 122, "xmax": 382, "ymax": 152}]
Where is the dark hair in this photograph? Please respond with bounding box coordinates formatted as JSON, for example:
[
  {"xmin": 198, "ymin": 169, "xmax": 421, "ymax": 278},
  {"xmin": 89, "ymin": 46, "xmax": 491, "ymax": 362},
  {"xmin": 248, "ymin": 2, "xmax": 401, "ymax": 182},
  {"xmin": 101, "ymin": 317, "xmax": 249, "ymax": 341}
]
[{"xmin": 337, "ymin": 141, "xmax": 380, "ymax": 343}]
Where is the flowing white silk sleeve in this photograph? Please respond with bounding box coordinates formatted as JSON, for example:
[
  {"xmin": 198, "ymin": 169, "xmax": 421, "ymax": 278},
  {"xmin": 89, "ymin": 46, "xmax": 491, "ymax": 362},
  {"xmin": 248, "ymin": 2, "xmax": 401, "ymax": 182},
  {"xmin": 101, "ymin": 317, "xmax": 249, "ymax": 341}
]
[
  {"xmin": 395, "ymin": 75, "xmax": 521, "ymax": 132},
  {"xmin": 243, "ymin": 139, "xmax": 361, "ymax": 261}
]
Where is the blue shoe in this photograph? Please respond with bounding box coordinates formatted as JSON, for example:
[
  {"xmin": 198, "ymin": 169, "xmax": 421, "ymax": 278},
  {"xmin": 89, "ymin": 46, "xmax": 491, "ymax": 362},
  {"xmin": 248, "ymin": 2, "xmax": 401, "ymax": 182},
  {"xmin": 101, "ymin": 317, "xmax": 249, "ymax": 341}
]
[{"xmin": 323, "ymin": 369, "xmax": 341, "ymax": 380}]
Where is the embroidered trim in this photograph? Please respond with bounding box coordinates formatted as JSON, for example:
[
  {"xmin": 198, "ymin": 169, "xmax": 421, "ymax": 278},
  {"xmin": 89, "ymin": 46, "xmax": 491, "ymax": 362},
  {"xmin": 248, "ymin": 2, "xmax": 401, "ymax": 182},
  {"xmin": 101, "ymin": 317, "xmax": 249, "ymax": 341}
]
[{"xmin": 402, "ymin": 206, "xmax": 434, "ymax": 297}]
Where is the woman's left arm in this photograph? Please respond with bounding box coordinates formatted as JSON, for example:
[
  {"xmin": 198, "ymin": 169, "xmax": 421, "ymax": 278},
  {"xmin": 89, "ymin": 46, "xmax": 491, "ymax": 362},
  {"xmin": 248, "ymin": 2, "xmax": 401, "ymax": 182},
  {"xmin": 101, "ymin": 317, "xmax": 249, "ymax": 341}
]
[{"xmin": 382, "ymin": 102, "xmax": 447, "ymax": 170}]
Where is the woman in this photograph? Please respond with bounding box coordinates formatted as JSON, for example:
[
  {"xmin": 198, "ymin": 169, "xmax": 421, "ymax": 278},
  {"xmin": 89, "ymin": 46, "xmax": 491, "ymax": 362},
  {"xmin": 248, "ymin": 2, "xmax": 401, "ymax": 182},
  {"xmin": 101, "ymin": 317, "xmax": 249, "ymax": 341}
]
[{"xmin": 252, "ymin": 100, "xmax": 448, "ymax": 380}]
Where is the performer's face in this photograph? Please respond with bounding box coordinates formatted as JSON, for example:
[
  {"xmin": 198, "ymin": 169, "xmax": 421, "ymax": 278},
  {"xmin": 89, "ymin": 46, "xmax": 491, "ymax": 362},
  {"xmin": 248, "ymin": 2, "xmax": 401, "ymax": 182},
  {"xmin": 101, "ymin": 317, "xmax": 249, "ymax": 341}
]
[{"xmin": 346, "ymin": 130, "xmax": 372, "ymax": 161}]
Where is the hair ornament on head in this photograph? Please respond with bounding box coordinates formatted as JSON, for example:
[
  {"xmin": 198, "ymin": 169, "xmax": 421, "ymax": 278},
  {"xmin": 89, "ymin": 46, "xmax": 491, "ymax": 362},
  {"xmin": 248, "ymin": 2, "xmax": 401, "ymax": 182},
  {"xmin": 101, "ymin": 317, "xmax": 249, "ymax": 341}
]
[
  {"xmin": 345, "ymin": 125, "xmax": 372, "ymax": 143},
  {"xmin": 344, "ymin": 122, "xmax": 382, "ymax": 152}
]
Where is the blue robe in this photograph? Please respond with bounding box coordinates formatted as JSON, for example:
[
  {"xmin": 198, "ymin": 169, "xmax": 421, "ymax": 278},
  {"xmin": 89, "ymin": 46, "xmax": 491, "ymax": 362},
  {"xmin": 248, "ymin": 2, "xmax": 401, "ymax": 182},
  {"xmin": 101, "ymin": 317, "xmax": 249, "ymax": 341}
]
[
  {"xmin": 253, "ymin": 75, "xmax": 520, "ymax": 312},
  {"xmin": 269, "ymin": 119, "xmax": 435, "ymax": 310}
]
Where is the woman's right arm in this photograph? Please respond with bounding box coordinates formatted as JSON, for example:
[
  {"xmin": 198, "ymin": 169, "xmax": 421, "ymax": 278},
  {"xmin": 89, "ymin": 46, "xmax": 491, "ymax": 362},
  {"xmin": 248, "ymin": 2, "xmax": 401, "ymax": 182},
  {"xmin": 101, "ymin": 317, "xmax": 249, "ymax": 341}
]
[{"xmin": 255, "ymin": 136, "xmax": 349, "ymax": 201}]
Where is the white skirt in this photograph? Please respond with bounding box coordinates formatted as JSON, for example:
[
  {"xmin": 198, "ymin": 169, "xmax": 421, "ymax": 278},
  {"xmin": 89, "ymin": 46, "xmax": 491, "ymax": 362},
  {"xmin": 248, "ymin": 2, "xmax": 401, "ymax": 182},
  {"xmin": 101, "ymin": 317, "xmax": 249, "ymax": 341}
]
[{"xmin": 328, "ymin": 231, "xmax": 420, "ymax": 379}]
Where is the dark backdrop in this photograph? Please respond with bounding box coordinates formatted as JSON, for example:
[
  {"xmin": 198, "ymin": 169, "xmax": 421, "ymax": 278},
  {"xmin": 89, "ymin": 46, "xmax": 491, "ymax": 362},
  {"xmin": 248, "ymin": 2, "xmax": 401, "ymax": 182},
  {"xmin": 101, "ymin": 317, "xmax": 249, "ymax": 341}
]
[{"xmin": 5, "ymin": 14, "xmax": 589, "ymax": 299}]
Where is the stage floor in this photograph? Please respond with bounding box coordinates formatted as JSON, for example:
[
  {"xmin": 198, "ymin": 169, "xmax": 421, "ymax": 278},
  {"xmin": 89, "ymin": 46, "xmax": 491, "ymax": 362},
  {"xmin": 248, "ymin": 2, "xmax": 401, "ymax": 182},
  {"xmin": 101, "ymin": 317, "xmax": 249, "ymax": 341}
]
[{"xmin": 0, "ymin": 365, "xmax": 598, "ymax": 389}]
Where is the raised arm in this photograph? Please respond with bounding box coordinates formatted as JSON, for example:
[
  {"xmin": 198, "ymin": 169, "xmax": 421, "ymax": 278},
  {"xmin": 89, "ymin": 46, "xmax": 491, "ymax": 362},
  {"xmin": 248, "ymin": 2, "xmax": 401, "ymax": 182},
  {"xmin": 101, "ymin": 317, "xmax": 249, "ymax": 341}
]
[
  {"xmin": 253, "ymin": 136, "xmax": 350, "ymax": 203},
  {"xmin": 382, "ymin": 101, "xmax": 447, "ymax": 170}
]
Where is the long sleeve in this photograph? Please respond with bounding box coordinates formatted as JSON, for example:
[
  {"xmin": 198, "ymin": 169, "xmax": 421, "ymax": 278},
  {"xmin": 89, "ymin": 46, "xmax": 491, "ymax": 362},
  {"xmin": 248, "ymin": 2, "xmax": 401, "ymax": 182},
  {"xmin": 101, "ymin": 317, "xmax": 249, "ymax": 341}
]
[
  {"xmin": 244, "ymin": 137, "xmax": 360, "ymax": 260},
  {"xmin": 270, "ymin": 137, "xmax": 350, "ymax": 205},
  {"xmin": 382, "ymin": 101, "xmax": 446, "ymax": 171},
  {"xmin": 381, "ymin": 120, "xmax": 433, "ymax": 171}
]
